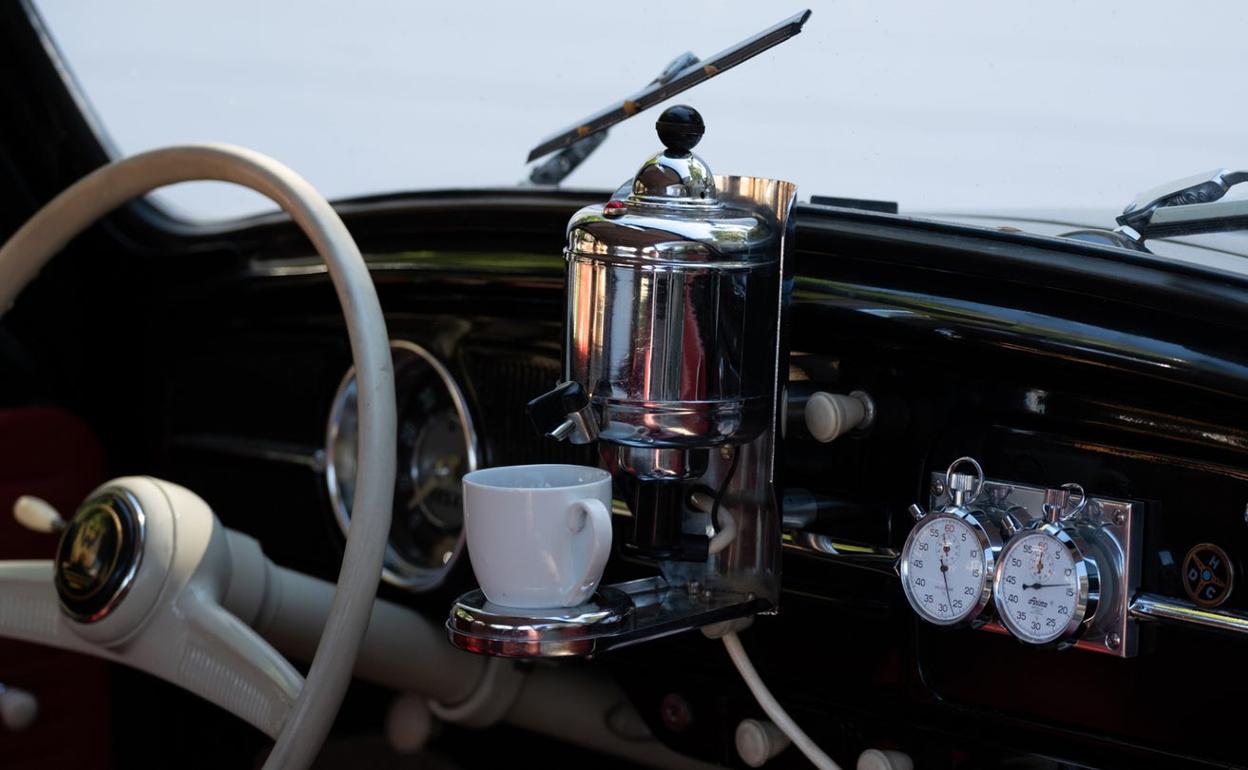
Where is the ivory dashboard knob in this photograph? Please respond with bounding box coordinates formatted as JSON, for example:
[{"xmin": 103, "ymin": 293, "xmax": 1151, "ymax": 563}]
[
  {"xmin": 857, "ymin": 748, "xmax": 914, "ymax": 770},
  {"xmin": 735, "ymin": 718, "xmax": 791, "ymax": 767},
  {"xmin": 13, "ymin": 495, "xmax": 65, "ymax": 534},
  {"xmin": 805, "ymin": 390, "xmax": 874, "ymax": 443}
]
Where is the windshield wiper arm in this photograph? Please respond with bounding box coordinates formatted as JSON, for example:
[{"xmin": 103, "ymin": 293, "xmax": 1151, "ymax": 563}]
[
  {"xmin": 525, "ymin": 9, "xmax": 811, "ymax": 169},
  {"xmin": 1116, "ymin": 169, "xmax": 1248, "ymax": 241},
  {"xmin": 1065, "ymin": 169, "xmax": 1248, "ymax": 253},
  {"xmin": 527, "ymin": 51, "xmax": 699, "ymax": 186}
]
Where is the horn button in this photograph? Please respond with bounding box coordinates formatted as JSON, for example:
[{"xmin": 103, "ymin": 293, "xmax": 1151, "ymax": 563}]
[{"xmin": 54, "ymin": 491, "xmax": 144, "ymax": 623}]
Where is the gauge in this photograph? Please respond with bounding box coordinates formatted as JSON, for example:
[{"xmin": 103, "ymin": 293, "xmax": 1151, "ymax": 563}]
[
  {"xmin": 326, "ymin": 340, "xmax": 479, "ymax": 591},
  {"xmin": 993, "ymin": 526, "xmax": 1096, "ymax": 645},
  {"xmin": 900, "ymin": 510, "xmax": 996, "ymax": 626}
]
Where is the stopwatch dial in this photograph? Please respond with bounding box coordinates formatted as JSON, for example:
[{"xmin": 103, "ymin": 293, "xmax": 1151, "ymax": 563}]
[
  {"xmin": 995, "ymin": 531, "xmax": 1082, "ymax": 644},
  {"xmin": 902, "ymin": 515, "xmax": 989, "ymax": 625}
]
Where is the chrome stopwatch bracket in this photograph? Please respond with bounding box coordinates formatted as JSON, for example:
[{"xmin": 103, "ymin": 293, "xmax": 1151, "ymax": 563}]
[{"xmin": 930, "ymin": 474, "xmax": 1143, "ymax": 658}]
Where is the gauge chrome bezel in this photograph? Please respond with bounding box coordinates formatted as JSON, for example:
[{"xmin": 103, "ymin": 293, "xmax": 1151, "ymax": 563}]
[
  {"xmin": 899, "ymin": 506, "xmax": 999, "ymax": 627},
  {"xmin": 993, "ymin": 522, "xmax": 1098, "ymax": 645},
  {"xmin": 325, "ymin": 339, "xmax": 480, "ymax": 592}
]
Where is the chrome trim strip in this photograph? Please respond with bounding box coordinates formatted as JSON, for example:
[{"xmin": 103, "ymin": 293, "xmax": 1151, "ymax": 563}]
[
  {"xmin": 325, "ymin": 339, "xmax": 479, "ymax": 592},
  {"xmin": 781, "ymin": 529, "xmax": 900, "ymax": 578},
  {"xmin": 171, "ymin": 434, "xmax": 325, "ymax": 472},
  {"xmin": 1129, "ymin": 591, "xmax": 1248, "ymax": 635}
]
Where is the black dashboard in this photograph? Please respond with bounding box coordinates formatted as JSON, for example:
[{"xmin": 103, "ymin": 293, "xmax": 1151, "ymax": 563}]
[
  {"xmin": 13, "ymin": 193, "xmax": 1238, "ymax": 768},
  {"xmin": 7, "ymin": 3, "xmax": 1248, "ymax": 767}
]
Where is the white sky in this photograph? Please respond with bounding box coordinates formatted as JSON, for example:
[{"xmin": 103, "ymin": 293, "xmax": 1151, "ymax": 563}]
[{"xmin": 32, "ymin": 1, "xmax": 1248, "ymax": 222}]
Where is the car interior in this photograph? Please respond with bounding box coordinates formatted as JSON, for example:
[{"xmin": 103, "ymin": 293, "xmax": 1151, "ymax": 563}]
[{"xmin": 2, "ymin": 4, "xmax": 1248, "ymax": 769}]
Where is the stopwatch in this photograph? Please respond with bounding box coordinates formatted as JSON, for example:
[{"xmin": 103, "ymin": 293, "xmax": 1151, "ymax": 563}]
[
  {"xmin": 994, "ymin": 484, "xmax": 1101, "ymax": 645},
  {"xmin": 900, "ymin": 457, "xmax": 1001, "ymax": 626}
]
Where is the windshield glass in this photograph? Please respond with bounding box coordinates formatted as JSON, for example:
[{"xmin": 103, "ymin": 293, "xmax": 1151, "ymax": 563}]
[{"xmin": 32, "ymin": 1, "xmax": 1248, "ymax": 224}]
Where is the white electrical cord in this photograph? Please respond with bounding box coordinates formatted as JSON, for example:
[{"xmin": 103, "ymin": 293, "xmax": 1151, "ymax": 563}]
[
  {"xmin": 709, "ymin": 506, "xmax": 737, "ymax": 555},
  {"xmin": 689, "ymin": 490, "xmax": 738, "ymax": 556},
  {"xmin": 722, "ymin": 632, "xmax": 841, "ymax": 770}
]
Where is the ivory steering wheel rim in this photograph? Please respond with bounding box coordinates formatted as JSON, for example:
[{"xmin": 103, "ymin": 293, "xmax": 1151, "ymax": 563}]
[{"xmin": 0, "ymin": 144, "xmax": 397, "ymax": 770}]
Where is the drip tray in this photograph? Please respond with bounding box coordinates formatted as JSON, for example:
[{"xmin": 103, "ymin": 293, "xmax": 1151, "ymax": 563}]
[{"xmin": 446, "ymin": 576, "xmax": 770, "ymax": 658}]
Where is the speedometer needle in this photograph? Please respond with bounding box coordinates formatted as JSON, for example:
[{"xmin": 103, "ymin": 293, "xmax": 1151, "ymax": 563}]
[{"xmin": 408, "ymin": 455, "xmax": 462, "ymax": 509}]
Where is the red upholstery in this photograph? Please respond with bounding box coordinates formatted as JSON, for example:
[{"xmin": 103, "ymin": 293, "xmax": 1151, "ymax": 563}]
[{"xmin": 0, "ymin": 407, "xmax": 112, "ymax": 769}]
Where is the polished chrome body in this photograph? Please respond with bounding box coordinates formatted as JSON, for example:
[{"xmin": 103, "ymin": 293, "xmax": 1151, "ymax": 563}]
[
  {"xmin": 326, "ymin": 340, "xmax": 479, "ymax": 591},
  {"xmin": 932, "ymin": 474, "xmax": 1141, "ymax": 657},
  {"xmin": 564, "ymin": 175, "xmax": 795, "ymax": 473}
]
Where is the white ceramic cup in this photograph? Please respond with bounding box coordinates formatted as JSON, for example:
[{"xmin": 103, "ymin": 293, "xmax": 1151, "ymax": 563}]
[{"xmin": 462, "ymin": 463, "xmax": 613, "ymax": 608}]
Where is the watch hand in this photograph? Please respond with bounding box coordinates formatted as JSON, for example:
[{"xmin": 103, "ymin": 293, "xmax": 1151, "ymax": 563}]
[
  {"xmin": 1022, "ymin": 582, "xmax": 1068, "ymax": 589},
  {"xmin": 939, "ymin": 557, "xmax": 953, "ymax": 613}
]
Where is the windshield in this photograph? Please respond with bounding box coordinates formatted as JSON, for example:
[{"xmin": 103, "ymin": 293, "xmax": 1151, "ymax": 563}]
[{"xmin": 32, "ymin": 1, "xmax": 1248, "ymax": 223}]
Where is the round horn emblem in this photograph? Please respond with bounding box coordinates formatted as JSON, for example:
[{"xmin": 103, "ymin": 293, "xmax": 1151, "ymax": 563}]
[{"xmin": 54, "ymin": 490, "xmax": 144, "ymax": 622}]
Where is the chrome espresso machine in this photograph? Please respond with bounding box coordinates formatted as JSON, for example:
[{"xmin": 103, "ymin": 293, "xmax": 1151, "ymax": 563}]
[{"xmin": 447, "ymin": 105, "xmax": 797, "ymax": 656}]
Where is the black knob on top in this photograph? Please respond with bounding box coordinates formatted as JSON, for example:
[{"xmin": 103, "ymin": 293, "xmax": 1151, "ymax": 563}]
[{"xmin": 655, "ymin": 105, "xmax": 704, "ymax": 155}]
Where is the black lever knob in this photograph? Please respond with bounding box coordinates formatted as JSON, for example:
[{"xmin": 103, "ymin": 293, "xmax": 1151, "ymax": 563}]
[{"xmin": 656, "ymin": 105, "xmax": 704, "ymax": 155}]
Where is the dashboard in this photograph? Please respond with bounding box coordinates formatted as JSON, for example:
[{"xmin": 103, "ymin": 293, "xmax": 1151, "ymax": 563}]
[
  {"xmin": 5, "ymin": 5, "xmax": 1248, "ymax": 767},
  {"xmin": 65, "ymin": 195, "xmax": 1240, "ymax": 769}
]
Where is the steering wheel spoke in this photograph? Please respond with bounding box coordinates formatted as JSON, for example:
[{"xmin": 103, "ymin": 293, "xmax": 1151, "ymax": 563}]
[
  {"xmin": 0, "ymin": 560, "xmax": 97, "ymax": 656},
  {"xmin": 0, "ymin": 548, "xmax": 303, "ymax": 738},
  {"xmin": 132, "ymin": 593, "xmax": 302, "ymax": 737}
]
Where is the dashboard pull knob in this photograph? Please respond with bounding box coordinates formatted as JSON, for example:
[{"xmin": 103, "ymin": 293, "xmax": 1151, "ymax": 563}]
[
  {"xmin": 857, "ymin": 748, "xmax": 914, "ymax": 770},
  {"xmin": 735, "ymin": 718, "xmax": 791, "ymax": 767},
  {"xmin": 804, "ymin": 390, "xmax": 875, "ymax": 443},
  {"xmin": 0, "ymin": 683, "xmax": 38, "ymax": 732},
  {"xmin": 12, "ymin": 495, "xmax": 65, "ymax": 534}
]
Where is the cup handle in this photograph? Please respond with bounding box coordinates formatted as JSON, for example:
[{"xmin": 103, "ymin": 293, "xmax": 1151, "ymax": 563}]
[{"xmin": 566, "ymin": 498, "xmax": 613, "ymax": 604}]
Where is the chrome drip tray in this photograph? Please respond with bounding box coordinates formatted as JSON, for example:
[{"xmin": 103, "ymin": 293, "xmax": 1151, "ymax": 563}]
[{"xmin": 446, "ymin": 576, "xmax": 770, "ymax": 658}]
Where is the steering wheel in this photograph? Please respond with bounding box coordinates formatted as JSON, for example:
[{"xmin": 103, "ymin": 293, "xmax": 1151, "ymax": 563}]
[{"xmin": 0, "ymin": 145, "xmax": 396, "ymax": 769}]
